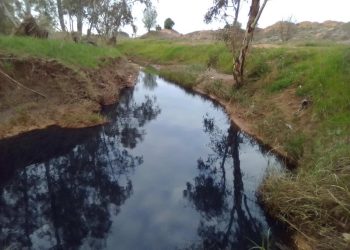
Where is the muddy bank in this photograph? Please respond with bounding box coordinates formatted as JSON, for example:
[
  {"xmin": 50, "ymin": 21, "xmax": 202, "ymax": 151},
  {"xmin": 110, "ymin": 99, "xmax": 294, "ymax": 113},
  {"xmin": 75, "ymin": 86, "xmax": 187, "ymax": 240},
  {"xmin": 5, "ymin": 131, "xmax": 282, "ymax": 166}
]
[{"xmin": 0, "ymin": 55, "xmax": 139, "ymax": 139}]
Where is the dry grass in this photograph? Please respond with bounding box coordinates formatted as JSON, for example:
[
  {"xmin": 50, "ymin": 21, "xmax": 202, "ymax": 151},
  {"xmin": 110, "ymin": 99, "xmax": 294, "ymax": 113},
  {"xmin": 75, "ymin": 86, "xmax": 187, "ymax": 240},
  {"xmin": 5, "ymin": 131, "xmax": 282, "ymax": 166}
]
[{"xmin": 261, "ymin": 154, "xmax": 350, "ymax": 249}]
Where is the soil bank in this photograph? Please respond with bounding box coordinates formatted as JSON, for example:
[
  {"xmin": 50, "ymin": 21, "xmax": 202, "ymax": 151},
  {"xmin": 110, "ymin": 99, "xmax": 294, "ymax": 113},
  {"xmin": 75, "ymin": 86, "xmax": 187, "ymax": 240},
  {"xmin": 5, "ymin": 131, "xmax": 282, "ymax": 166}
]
[{"xmin": 0, "ymin": 55, "xmax": 139, "ymax": 139}]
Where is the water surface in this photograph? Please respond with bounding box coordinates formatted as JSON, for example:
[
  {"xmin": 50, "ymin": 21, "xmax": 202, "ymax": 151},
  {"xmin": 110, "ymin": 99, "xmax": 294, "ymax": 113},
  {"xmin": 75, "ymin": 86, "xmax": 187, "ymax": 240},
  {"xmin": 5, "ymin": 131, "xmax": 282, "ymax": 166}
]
[{"xmin": 0, "ymin": 72, "xmax": 285, "ymax": 250}]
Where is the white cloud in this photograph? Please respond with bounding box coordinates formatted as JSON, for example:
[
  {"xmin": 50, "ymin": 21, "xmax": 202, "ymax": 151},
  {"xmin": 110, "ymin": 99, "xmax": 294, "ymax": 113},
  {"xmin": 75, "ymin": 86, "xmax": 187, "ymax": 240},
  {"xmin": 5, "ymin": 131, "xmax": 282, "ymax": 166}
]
[{"xmin": 126, "ymin": 0, "xmax": 350, "ymax": 36}]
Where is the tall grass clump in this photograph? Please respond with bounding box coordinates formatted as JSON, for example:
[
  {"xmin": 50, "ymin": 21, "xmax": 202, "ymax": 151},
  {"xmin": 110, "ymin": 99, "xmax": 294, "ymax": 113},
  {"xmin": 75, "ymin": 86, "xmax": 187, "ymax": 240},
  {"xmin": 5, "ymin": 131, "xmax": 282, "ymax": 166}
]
[{"xmin": 259, "ymin": 45, "xmax": 350, "ymax": 249}]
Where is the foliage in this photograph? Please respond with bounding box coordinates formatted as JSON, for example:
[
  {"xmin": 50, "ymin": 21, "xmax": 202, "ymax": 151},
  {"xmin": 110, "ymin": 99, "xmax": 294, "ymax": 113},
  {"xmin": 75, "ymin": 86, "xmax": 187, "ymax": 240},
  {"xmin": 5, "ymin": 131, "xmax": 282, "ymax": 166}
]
[
  {"xmin": 216, "ymin": 23, "xmax": 244, "ymax": 54},
  {"xmin": 205, "ymin": 0, "xmax": 269, "ymax": 87},
  {"xmin": 278, "ymin": 16, "xmax": 297, "ymax": 42},
  {"xmin": 1, "ymin": 0, "xmax": 152, "ymax": 41},
  {"xmin": 164, "ymin": 18, "xmax": 175, "ymax": 30},
  {"xmin": 142, "ymin": 6, "xmax": 157, "ymax": 32},
  {"xmin": 0, "ymin": 35, "xmax": 120, "ymax": 68},
  {"xmin": 205, "ymin": 0, "xmax": 241, "ymax": 25}
]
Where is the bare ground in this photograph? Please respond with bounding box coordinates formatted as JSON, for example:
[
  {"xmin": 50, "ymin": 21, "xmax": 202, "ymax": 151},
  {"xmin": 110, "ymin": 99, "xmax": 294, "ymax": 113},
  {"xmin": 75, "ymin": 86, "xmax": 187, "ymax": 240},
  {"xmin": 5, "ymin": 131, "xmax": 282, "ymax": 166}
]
[{"xmin": 0, "ymin": 55, "xmax": 139, "ymax": 139}]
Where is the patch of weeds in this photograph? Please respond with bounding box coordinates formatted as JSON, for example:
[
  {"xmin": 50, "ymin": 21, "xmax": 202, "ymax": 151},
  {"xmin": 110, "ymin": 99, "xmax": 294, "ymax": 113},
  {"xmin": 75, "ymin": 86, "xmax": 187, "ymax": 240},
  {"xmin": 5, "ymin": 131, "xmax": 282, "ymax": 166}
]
[
  {"xmin": 284, "ymin": 133, "xmax": 305, "ymax": 160},
  {"xmin": 267, "ymin": 71, "xmax": 297, "ymax": 92},
  {"xmin": 247, "ymin": 56, "xmax": 270, "ymax": 79},
  {"xmin": 87, "ymin": 113, "xmax": 105, "ymax": 124},
  {"xmin": 206, "ymin": 52, "xmax": 219, "ymax": 69},
  {"xmin": 202, "ymin": 79, "xmax": 232, "ymax": 101},
  {"xmin": 229, "ymin": 88, "xmax": 248, "ymax": 105},
  {"xmin": 159, "ymin": 69, "xmax": 198, "ymax": 88},
  {"xmin": 143, "ymin": 65, "xmax": 158, "ymax": 74}
]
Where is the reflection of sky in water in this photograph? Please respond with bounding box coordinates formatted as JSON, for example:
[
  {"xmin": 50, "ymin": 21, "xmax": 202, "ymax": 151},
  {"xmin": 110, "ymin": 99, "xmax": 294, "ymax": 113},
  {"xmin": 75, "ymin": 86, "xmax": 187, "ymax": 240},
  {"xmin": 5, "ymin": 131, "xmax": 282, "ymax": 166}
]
[{"xmin": 0, "ymin": 72, "xmax": 285, "ymax": 250}]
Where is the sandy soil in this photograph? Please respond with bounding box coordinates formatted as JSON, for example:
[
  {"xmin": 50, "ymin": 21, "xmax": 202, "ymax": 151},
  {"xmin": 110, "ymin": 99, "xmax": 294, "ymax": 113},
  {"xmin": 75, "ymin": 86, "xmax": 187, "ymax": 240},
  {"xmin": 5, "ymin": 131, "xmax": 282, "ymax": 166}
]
[{"xmin": 0, "ymin": 55, "xmax": 139, "ymax": 139}]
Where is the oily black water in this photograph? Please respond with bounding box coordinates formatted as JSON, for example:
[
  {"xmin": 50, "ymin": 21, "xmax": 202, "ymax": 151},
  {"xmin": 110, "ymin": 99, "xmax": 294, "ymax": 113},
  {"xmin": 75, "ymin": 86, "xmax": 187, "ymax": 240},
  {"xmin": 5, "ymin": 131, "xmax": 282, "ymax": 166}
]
[{"xmin": 0, "ymin": 72, "xmax": 288, "ymax": 250}]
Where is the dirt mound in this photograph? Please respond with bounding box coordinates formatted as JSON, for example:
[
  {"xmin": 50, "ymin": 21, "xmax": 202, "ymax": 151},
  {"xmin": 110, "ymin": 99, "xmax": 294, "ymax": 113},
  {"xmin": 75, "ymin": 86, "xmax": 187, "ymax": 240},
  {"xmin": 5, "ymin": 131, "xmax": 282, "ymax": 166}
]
[
  {"xmin": 184, "ymin": 30, "xmax": 218, "ymax": 40},
  {"xmin": 0, "ymin": 55, "xmax": 138, "ymax": 138},
  {"xmin": 175, "ymin": 20, "xmax": 350, "ymax": 43},
  {"xmin": 255, "ymin": 20, "xmax": 350, "ymax": 43},
  {"xmin": 140, "ymin": 29, "xmax": 182, "ymax": 40}
]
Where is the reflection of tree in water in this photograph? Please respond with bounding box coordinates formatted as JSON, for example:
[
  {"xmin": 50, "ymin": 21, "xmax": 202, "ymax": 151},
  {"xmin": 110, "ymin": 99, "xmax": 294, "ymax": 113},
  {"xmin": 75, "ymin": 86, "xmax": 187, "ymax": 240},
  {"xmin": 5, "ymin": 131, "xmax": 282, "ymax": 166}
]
[
  {"xmin": 0, "ymin": 91, "xmax": 161, "ymax": 249},
  {"xmin": 103, "ymin": 87, "xmax": 161, "ymax": 149},
  {"xmin": 142, "ymin": 72, "xmax": 158, "ymax": 90},
  {"xmin": 184, "ymin": 115, "xmax": 268, "ymax": 250}
]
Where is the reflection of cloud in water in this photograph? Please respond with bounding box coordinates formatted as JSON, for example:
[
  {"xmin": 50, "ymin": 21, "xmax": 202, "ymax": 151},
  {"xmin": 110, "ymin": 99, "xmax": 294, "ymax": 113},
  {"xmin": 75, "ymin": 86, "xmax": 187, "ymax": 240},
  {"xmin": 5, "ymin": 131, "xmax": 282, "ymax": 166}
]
[
  {"xmin": 0, "ymin": 89, "xmax": 161, "ymax": 250},
  {"xmin": 0, "ymin": 71, "xmax": 286, "ymax": 250}
]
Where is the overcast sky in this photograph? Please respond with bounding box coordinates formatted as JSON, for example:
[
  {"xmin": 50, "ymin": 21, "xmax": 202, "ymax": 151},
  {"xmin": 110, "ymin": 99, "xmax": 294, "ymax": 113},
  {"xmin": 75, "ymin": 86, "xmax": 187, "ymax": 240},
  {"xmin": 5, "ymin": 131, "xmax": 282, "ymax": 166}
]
[{"xmin": 128, "ymin": 0, "xmax": 349, "ymax": 35}]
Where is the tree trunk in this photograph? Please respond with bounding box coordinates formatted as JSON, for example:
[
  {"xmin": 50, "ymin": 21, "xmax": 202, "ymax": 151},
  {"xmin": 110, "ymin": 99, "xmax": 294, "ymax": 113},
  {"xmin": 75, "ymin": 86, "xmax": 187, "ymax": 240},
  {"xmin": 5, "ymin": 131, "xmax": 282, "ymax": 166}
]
[
  {"xmin": 76, "ymin": 0, "xmax": 83, "ymax": 35},
  {"xmin": 77, "ymin": 13, "xmax": 83, "ymax": 35},
  {"xmin": 24, "ymin": 0, "xmax": 31, "ymax": 15},
  {"xmin": 0, "ymin": 1, "xmax": 19, "ymax": 26},
  {"xmin": 56, "ymin": 0, "xmax": 66, "ymax": 32},
  {"xmin": 233, "ymin": 0, "xmax": 268, "ymax": 88}
]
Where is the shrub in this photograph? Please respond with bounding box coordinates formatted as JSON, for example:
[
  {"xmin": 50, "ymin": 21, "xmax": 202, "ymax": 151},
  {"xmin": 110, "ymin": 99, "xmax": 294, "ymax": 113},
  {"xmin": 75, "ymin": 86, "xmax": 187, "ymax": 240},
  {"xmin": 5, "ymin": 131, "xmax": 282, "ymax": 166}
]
[{"xmin": 164, "ymin": 18, "xmax": 175, "ymax": 30}]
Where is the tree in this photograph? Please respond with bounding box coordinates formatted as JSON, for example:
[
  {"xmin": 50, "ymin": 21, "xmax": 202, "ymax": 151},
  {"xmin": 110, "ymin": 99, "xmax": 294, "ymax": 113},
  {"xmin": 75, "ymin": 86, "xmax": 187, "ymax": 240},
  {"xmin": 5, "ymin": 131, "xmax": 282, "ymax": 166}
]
[
  {"xmin": 91, "ymin": 0, "xmax": 151, "ymax": 44},
  {"xmin": 56, "ymin": 0, "xmax": 65, "ymax": 31},
  {"xmin": 278, "ymin": 16, "xmax": 297, "ymax": 42},
  {"xmin": 206, "ymin": 0, "xmax": 269, "ymax": 88},
  {"xmin": 164, "ymin": 18, "xmax": 174, "ymax": 30},
  {"xmin": 0, "ymin": 0, "xmax": 19, "ymax": 33},
  {"xmin": 142, "ymin": 6, "xmax": 157, "ymax": 32}
]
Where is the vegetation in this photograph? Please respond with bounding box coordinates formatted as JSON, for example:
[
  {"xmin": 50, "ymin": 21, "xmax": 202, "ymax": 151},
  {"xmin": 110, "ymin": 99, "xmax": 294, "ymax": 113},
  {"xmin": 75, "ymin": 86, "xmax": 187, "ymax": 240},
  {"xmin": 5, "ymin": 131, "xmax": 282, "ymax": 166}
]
[
  {"xmin": 143, "ymin": 6, "xmax": 157, "ymax": 32},
  {"xmin": 164, "ymin": 18, "xmax": 175, "ymax": 30},
  {"xmin": 0, "ymin": 0, "xmax": 152, "ymax": 43},
  {"xmin": 119, "ymin": 39, "xmax": 232, "ymax": 73},
  {"xmin": 119, "ymin": 38, "xmax": 350, "ymax": 249},
  {"xmin": 205, "ymin": 0, "xmax": 269, "ymax": 88},
  {"xmin": 0, "ymin": 35, "xmax": 121, "ymax": 68}
]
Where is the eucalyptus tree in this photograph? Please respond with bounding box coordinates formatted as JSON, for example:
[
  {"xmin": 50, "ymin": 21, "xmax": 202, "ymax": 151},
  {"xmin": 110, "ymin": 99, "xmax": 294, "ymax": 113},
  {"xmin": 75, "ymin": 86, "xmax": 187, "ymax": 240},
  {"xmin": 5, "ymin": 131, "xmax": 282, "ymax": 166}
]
[
  {"xmin": 142, "ymin": 5, "xmax": 157, "ymax": 32},
  {"xmin": 0, "ymin": 0, "xmax": 19, "ymax": 31},
  {"xmin": 206, "ymin": 0, "xmax": 269, "ymax": 88},
  {"xmin": 86, "ymin": 0, "xmax": 151, "ymax": 42}
]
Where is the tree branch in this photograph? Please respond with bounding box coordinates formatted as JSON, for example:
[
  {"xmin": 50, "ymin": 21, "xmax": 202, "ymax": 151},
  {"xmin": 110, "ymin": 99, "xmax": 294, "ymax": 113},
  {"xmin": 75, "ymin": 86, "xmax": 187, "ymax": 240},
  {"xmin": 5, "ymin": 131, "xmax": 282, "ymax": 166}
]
[{"xmin": 0, "ymin": 69, "xmax": 47, "ymax": 98}]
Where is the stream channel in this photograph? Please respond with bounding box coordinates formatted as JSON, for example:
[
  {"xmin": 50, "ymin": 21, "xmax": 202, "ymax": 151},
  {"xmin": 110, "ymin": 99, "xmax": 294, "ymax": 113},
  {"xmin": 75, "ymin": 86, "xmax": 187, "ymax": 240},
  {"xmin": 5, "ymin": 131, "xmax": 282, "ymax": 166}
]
[{"xmin": 0, "ymin": 72, "xmax": 289, "ymax": 250}]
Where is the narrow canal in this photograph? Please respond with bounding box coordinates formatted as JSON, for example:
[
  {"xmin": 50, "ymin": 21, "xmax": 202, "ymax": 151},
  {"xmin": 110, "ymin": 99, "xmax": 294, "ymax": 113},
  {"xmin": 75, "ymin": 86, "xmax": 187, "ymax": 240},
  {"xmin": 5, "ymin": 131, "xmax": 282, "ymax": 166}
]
[{"xmin": 0, "ymin": 72, "xmax": 287, "ymax": 250}]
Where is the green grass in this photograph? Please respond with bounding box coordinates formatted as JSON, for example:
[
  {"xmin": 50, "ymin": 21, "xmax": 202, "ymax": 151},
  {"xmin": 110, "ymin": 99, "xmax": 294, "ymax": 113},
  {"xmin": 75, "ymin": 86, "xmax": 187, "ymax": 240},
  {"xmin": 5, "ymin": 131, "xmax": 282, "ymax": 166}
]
[
  {"xmin": 120, "ymin": 40, "xmax": 350, "ymax": 125},
  {"xmin": 119, "ymin": 39, "xmax": 232, "ymax": 73},
  {"xmin": 0, "ymin": 35, "xmax": 121, "ymax": 68}
]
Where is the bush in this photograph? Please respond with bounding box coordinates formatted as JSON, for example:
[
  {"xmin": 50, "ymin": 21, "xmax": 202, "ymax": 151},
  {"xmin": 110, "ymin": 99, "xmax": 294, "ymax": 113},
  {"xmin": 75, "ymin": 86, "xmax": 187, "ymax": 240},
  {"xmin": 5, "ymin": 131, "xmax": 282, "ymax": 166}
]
[{"xmin": 164, "ymin": 18, "xmax": 175, "ymax": 30}]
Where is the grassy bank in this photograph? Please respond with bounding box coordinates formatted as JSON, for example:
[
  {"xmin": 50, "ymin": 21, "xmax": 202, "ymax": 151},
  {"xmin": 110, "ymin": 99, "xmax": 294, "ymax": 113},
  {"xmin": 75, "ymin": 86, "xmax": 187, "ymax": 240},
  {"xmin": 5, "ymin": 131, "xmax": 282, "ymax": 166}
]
[
  {"xmin": 0, "ymin": 36, "xmax": 135, "ymax": 139},
  {"xmin": 119, "ymin": 39, "xmax": 350, "ymax": 249},
  {"xmin": 0, "ymin": 35, "xmax": 120, "ymax": 68}
]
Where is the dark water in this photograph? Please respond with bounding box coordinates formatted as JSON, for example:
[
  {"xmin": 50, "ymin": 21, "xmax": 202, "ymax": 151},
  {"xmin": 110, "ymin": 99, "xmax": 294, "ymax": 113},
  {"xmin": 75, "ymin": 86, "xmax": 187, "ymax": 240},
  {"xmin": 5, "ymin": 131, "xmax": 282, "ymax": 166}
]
[{"xmin": 0, "ymin": 72, "xmax": 287, "ymax": 250}]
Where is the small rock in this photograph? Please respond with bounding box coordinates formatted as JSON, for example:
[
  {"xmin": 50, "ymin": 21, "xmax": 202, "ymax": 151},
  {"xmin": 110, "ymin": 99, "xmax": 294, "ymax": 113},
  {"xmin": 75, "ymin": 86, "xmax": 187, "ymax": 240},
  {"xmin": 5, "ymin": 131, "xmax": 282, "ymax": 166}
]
[
  {"xmin": 285, "ymin": 123, "xmax": 293, "ymax": 130},
  {"xmin": 343, "ymin": 233, "xmax": 350, "ymax": 242}
]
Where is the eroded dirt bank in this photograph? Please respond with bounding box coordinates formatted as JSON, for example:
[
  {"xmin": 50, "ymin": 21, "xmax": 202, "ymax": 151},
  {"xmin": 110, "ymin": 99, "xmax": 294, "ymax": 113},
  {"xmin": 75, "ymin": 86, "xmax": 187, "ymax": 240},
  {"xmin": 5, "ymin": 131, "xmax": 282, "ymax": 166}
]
[{"xmin": 0, "ymin": 55, "xmax": 139, "ymax": 139}]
